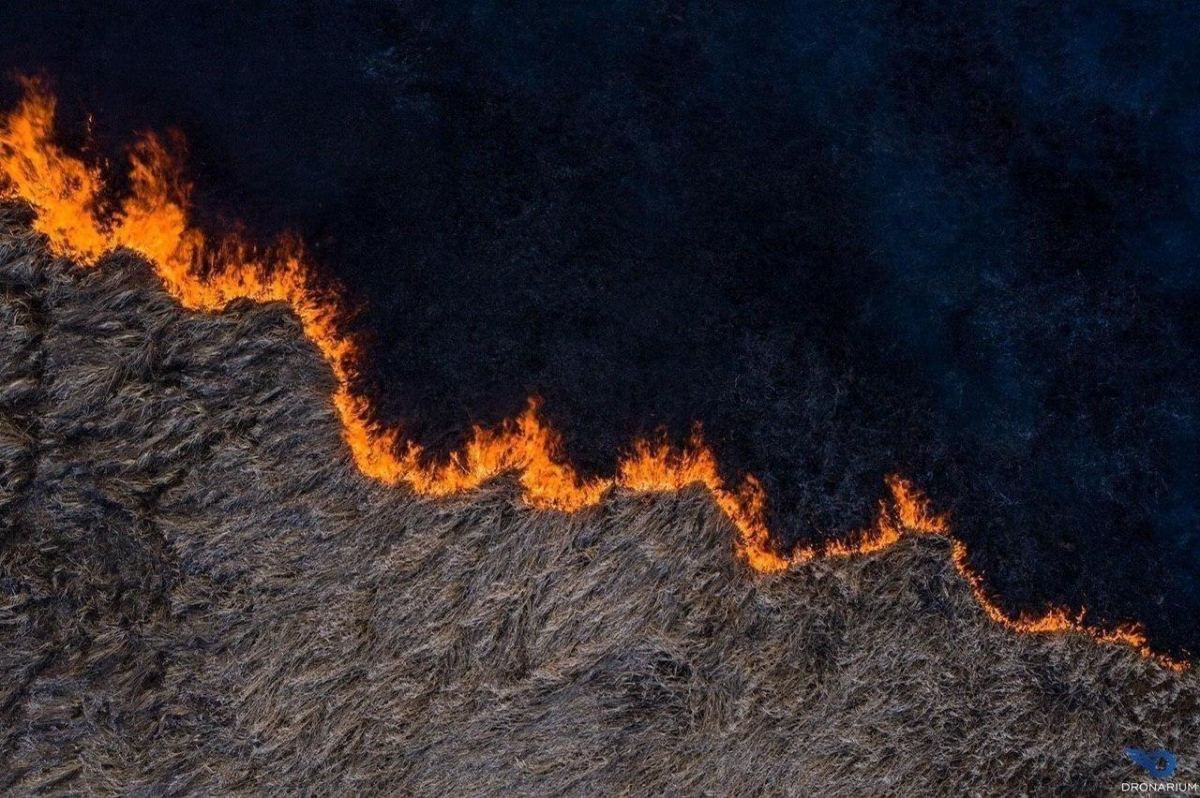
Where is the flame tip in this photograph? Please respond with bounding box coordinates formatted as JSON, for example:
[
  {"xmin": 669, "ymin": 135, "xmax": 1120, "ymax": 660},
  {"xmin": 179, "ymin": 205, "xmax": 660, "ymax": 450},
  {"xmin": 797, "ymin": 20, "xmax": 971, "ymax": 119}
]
[{"xmin": 2, "ymin": 78, "xmax": 1186, "ymax": 674}]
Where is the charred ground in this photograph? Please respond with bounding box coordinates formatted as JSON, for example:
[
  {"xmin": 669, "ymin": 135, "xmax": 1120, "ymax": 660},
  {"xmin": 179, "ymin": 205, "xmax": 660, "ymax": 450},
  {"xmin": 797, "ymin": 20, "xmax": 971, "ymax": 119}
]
[{"xmin": 1, "ymin": 1, "xmax": 1198, "ymax": 655}]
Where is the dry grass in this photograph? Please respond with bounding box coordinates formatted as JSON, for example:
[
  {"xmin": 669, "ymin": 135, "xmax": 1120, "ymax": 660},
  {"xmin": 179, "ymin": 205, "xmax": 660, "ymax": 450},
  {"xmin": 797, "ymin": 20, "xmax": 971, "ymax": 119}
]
[{"xmin": 1, "ymin": 204, "xmax": 1197, "ymax": 795}]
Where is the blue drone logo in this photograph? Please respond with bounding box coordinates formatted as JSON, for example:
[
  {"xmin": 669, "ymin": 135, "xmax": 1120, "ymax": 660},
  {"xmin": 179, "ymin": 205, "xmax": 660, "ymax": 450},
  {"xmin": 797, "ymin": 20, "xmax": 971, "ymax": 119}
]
[{"xmin": 1125, "ymin": 748, "xmax": 1178, "ymax": 780}]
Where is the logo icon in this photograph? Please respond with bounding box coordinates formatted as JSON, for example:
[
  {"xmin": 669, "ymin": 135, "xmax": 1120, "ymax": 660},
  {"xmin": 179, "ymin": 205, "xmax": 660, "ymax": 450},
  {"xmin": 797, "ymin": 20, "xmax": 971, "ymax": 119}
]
[{"xmin": 1125, "ymin": 748, "xmax": 1178, "ymax": 780}]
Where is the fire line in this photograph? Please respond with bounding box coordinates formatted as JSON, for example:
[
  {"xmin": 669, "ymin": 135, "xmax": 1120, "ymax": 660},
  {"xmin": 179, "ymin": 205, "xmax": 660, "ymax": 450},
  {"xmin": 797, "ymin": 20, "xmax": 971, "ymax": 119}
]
[{"xmin": 0, "ymin": 78, "xmax": 1186, "ymax": 672}]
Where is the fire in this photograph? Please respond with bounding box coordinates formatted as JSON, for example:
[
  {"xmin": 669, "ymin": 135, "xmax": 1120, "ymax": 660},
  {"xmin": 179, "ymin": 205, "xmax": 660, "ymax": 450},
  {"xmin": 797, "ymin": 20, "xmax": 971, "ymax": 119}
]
[{"xmin": 0, "ymin": 79, "xmax": 1187, "ymax": 672}]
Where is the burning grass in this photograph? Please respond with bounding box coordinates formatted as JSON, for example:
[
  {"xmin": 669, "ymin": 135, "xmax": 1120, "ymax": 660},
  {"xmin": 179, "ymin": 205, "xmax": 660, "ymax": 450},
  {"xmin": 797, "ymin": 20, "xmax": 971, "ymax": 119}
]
[{"xmin": 0, "ymin": 80, "xmax": 1187, "ymax": 673}]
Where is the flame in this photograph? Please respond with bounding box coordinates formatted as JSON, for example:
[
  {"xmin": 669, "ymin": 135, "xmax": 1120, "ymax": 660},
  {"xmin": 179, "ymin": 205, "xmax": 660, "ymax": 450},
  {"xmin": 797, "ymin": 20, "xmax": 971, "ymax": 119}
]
[{"xmin": 0, "ymin": 79, "xmax": 1187, "ymax": 672}]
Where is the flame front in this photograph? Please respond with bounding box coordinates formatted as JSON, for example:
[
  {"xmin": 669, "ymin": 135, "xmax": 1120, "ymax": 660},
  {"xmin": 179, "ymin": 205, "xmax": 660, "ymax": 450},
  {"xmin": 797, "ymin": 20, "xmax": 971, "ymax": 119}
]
[{"xmin": 0, "ymin": 79, "xmax": 1186, "ymax": 672}]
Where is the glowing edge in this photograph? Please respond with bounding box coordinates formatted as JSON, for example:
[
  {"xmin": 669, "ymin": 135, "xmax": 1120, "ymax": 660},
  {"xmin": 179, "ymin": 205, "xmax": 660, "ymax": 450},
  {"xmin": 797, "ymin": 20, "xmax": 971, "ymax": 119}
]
[{"xmin": 0, "ymin": 79, "xmax": 1186, "ymax": 672}]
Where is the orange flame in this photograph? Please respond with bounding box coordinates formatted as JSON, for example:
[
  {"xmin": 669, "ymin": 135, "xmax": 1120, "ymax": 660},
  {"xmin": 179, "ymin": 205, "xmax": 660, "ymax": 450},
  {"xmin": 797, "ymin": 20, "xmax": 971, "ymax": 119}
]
[{"xmin": 0, "ymin": 79, "xmax": 1186, "ymax": 672}]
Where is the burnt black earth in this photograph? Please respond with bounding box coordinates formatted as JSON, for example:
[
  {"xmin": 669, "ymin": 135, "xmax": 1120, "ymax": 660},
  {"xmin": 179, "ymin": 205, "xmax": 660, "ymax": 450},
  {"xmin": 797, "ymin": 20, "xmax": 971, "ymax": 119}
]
[{"xmin": 1, "ymin": 2, "xmax": 1198, "ymax": 658}]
